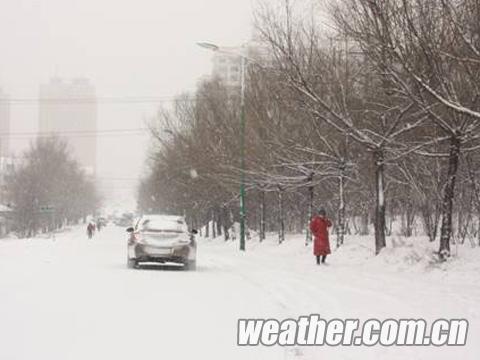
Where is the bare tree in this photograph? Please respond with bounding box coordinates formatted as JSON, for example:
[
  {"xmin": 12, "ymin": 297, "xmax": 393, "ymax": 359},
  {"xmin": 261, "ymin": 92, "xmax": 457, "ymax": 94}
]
[
  {"xmin": 335, "ymin": 0, "xmax": 480, "ymax": 258},
  {"xmin": 6, "ymin": 137, "xmax": 99, "ymax": 237},
  {"xmin": 255, "ymin": 0, "xmax": 425, "ymax": 254}
]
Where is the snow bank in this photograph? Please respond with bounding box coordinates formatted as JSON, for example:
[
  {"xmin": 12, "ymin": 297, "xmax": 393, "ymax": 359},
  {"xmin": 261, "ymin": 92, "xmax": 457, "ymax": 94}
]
[{"xmin": 202, "ymin": 230, "xmax": 480, "ymax": 286}]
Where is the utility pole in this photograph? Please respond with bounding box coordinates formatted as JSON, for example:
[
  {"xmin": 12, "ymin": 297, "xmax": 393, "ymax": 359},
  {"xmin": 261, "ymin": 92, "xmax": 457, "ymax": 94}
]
[{"xmin": 239, "ymin": 55, "xmax": 246, "ymax": 251}]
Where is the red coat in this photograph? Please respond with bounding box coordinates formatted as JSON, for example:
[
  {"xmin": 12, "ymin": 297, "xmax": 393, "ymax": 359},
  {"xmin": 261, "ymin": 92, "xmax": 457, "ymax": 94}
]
[{"xmin": 310, "ymin": 216, "xmax": 332, "ymax": 256}]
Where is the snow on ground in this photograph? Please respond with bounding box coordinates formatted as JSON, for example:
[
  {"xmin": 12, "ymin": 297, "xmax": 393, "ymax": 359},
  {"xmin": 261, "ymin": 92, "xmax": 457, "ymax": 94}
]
[{"xmin": 0, "ymin": 225, "xmax": 479, "ymax": 360}]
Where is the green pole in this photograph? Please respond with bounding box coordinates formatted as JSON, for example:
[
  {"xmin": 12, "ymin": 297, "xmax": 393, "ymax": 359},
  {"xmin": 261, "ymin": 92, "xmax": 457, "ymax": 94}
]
[
  {"xmin": 196, "ymin": 41, "xmax": 248, "ymax": 250},
  {"xmin": 239, "ymin": 56, "xmax": 246, "ymax": 251}
]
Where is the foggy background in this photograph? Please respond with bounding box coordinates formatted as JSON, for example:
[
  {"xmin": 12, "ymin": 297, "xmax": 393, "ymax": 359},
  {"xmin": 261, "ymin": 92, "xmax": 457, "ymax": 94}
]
[{"xmin": 0, "ymin": 0, "xmax": 253, "ymax": 206}]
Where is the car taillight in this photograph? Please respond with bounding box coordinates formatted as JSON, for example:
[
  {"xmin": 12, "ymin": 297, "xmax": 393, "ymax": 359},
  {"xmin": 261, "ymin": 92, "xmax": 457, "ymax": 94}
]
[
  {"xmin": 129, "ymin": 232, "xmax": 141, "ymax": 243},
  {"xmin": 136, "ymin": 234, "xmax": 148, "ymax": 245}
]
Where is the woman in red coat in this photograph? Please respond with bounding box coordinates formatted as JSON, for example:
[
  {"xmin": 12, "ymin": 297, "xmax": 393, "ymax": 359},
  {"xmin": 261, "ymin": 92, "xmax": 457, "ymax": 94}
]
[{"xmin": 309, "ymin": 208, "xmax": 332, "ymax": 265}]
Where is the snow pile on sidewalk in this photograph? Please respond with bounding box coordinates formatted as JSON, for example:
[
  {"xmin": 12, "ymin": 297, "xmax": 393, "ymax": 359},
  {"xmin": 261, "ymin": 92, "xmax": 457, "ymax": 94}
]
[
  {"xmin": 200, "ymin": 231, "xmax": 480, "ymax": 359},
  {"xmin": 202, "ymin": 231, "xmax": 480, "ymax": 285}
]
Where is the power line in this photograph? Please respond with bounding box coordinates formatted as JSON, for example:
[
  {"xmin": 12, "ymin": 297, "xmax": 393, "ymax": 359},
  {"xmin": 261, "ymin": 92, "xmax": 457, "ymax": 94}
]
[
  {"xmin": 0, "ymin": 95, "xmax": 199, "ymax": 106},
  {"xmin": 0, "ymin": 128, "xmax": 151, "ymax": 139},
  {"xmin": 0, "ymin": 128, "xmax": 149, "ymax": 136},
  {"xmin": 1, "ymin": 128, "xmax": 148, "ymax": 135}
]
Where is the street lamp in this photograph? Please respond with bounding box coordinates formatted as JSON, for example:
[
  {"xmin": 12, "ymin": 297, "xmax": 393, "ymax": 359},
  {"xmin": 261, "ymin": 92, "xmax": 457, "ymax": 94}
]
[{"xmin": 197, "ymin": 41, "xmax": 247, "ymax": 251}]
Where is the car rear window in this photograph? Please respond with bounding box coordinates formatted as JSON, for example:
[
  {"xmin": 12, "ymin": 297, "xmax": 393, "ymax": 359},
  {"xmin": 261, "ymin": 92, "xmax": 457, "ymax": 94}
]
[{"xmin": 140, "ymin": 218, "xmax": 185, "ymax": 232}]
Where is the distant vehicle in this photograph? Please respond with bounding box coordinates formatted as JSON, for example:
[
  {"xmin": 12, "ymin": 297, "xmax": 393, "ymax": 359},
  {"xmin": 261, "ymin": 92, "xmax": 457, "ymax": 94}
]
[
  {"xmin": 114, "ymin": 212, "xmax": 135, "ymax": 227},
  {"xmin": 127, "ymin": 214, "xmax": 197, "ymax": 270}
]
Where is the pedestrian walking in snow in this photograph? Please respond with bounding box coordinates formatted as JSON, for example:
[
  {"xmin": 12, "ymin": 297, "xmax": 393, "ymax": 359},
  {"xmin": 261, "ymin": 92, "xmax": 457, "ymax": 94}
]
[
  {"xmin": 87, "ymin": 222, "xmax": 96, "ymax": 239},
  {"xmin": 309, "ymin": 208, "xmax": 332, "ymax": 265},
  {"xmin": 96, "ymin": 219, "xmax": 103, "ymax": 232}
]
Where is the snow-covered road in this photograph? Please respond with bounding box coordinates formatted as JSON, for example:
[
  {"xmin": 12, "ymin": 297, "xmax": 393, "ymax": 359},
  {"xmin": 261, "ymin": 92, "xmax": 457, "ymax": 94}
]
[{"xmin": 0, "ymin": 225, "xmax": 479, "ymax": 360}]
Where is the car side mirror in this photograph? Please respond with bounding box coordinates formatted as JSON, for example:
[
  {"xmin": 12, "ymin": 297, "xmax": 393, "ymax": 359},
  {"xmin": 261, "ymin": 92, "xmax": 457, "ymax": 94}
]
[
  {"xmin": 190, "ymin": 229, "xmax": 198, "ymax": 235},
  {"xmin": 126, "ymin": 227, "xmax": 134, "ymax": 233}
]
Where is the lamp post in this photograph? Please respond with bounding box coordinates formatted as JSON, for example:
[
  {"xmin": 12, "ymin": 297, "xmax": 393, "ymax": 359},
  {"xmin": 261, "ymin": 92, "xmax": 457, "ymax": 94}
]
[{"xmin": 197, "ymin": 41, "xmax": 247, "ymax": 251}]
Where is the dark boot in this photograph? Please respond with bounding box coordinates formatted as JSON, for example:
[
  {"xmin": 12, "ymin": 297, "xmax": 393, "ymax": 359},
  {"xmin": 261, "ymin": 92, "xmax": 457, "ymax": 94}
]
[
  {"xmin": 321, "ymin": 255, "xmax": 327, "ymax": 264},
  {"xmin": 316, "ymin": 255, "xmax": 320, "ymax": 265}
]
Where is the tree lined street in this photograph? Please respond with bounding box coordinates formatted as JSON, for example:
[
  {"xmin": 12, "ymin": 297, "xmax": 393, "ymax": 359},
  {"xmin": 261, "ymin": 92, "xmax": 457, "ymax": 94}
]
[{"xmin": 1, "ymin": 1, "xmax": 480, "ymax": 359}]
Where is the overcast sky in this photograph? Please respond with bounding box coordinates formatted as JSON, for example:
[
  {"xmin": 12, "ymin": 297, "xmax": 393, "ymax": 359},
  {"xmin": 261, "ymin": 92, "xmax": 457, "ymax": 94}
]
[{"xmin": 0, "ymin": 0, "xmax": 254, "ymax": 204}]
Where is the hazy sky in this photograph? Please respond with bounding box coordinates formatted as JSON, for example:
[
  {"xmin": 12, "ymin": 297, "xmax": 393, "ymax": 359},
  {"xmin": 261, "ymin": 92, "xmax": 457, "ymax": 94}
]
[{"xmin": 0, "ymin": 0, "xmax": 254, "ymax": 203}]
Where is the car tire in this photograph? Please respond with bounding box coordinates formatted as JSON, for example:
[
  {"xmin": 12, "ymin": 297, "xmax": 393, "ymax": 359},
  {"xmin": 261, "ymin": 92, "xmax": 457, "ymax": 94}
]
[
  {"xmin": 127, "ymin": 258, "xmax": 137, "ymax": 269},
  {"xmin": 185, "ymin": 260, "xmax": 196, "ymax": 271}
]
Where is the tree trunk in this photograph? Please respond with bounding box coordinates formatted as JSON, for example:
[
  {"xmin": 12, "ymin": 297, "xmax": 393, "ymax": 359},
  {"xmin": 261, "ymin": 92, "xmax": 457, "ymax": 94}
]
[
  {"xmin": 192, "ymin": 215, "xmax": 197, "ymax": 233},
  {"xmin": 401, "ymin": 194, "xmax": 415, "ymax": 237},
  {"xmin": 205, "ymin": 213, "xmax": 210, "ymax": 238},
  {"xmin": 211, "ymin": 209, "xmax": 216, "ymax": 238},
  {"xmin": 278, "ymin": 186, "xmax": 285, "ymax": 244},
  {"xmin": 298, "ymin": 208, "xmax": 305, "ymax": 233},
  {"xmin": 222, "ymin": 206, "xmax": 230, "ymax": 241},
  {"xmin": 455, "ymin": 210, "xmax": 462, "ymax": 245},
  {"xmin": 259, "ymin": 190, "xmax": 266, "ymax": 242},
  {"xmin": 421, "ymin": 203, "xmax": 439, "ymax": 242},
  {"xmin": 337, "ymin": 171, "xmax": 346, "ymax": 248},
  {"xmin": 465, "ymin": 155, "xmax": 480, "ymax": 247},
  {"xmin": 230, "ymin": 209, "xmax": 236, "ymax": 241},
  {"xmin": 360, "ymin": 212, "xmax": 369, "ymax": 235},
  {"xmin": 216, "ymin": 207, "xmax": 222, "ymax": 237},
  {"xmin": 305, "ymin": 176, "xmax": 314, "ymax": 246},
  {"xmin": 374, "ymin": 150, "xmax": 386, "ymax": 254},
  {"xmin": 439, "ymin": 136, "xmax": 461, "ymax": 260}
]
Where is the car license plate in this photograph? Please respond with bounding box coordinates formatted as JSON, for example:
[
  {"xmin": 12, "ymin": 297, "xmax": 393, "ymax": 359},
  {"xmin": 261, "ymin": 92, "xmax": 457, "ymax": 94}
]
[{"xmin": 145, "ymin": 246, "xmax": 171, "ymax": 255}]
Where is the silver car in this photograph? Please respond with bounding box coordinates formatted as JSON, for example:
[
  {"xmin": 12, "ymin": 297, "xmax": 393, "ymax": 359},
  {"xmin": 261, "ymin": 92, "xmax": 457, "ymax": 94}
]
[{"xmin": 127, "ymin": 215, "xmax": 197, "ymax": 270}]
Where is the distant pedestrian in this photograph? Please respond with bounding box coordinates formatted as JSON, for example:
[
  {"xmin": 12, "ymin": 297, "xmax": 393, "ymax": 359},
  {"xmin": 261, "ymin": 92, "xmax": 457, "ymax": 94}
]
[
  {"xmin": 87, "ymin": 222, "xmax": 96, "ymax": 239},
  {"xmin": 96, "ymin": 219, "xmax": 103, "ymax": 232},
  {"xmin": 309, "ymin": 208, "xmax": 332, "ymax": 265}
]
